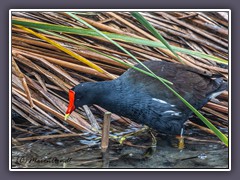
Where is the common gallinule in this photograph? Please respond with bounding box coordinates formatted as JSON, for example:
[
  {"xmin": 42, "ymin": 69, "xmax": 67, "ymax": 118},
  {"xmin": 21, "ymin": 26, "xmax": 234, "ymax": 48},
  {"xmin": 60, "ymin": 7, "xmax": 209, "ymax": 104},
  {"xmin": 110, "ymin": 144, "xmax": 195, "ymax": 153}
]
[{"xmin": 65, "ymin": 61, "xmax": 227, "ymax": 135}]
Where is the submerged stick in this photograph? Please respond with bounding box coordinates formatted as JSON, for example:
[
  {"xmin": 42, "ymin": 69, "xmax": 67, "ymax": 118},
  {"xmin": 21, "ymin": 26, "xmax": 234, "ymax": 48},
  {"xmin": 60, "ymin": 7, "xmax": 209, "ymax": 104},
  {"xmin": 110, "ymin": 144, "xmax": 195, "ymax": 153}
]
[{"xmin": 101, "ymin": 112, "xmax": 111, "ymax": 152}]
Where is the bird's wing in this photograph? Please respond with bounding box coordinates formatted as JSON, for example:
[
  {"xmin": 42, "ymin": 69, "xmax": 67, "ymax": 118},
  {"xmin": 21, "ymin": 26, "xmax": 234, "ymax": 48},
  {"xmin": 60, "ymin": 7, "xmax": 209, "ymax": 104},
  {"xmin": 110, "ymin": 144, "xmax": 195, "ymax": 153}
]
[{"xmin": 118, "ymin": 61, "xmax": 219, "ymax": 110}]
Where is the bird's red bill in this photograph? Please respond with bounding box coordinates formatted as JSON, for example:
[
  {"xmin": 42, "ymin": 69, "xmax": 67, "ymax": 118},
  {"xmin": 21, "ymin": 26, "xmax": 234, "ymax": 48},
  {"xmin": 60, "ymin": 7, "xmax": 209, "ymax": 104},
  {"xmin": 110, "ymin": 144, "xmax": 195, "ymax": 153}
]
[{"xmin": 65, "ymin": 90, "xmax": 76, "ymax": 115}]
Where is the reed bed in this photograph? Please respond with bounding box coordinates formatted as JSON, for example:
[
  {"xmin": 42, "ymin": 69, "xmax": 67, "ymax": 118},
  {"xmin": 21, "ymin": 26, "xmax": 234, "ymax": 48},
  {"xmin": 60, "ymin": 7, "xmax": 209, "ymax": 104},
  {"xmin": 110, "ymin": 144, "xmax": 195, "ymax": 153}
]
[{"xmin": 11, "ymin": 11, "xmax": 229, "ymax": 147}]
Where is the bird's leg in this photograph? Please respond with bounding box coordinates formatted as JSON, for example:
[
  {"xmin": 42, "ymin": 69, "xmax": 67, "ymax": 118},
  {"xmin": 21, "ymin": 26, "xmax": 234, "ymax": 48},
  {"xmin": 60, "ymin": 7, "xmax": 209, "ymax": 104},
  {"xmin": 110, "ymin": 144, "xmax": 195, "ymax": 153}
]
[
  {"xmin": 144, "ymin": 130, "xmax": 157, "ymax": 158},
  {"xmin": 118, "ymin": 125, "xmax": 149, "ymax": 144},
  {"xmin": 176, "ymin": 127, "xmax": 185, "ymax": 150}
]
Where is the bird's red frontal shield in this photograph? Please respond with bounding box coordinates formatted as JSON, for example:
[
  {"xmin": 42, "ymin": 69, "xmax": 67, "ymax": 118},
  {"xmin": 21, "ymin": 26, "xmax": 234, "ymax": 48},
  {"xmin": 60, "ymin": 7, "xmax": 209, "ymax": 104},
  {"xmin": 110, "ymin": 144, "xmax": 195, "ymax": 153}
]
[{"xmin": 65, "ymin": 90, "xmax": 76, "ymax": 119}]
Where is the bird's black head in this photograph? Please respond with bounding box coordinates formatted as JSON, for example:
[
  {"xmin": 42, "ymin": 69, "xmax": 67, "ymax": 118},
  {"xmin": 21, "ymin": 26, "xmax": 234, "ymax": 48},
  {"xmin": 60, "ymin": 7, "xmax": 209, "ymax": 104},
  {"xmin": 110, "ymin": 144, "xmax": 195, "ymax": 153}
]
[{"xmin": 65, "ymin": 82, "xmax": 97, "ymax": 119}]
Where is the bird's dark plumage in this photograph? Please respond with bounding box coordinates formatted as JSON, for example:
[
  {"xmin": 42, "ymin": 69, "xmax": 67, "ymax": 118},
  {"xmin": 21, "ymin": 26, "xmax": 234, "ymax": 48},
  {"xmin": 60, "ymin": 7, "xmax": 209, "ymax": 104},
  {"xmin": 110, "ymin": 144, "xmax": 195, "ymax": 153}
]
[{"xmin": 67, "ymin": 61, "xmax": 227, "ymax": 135}]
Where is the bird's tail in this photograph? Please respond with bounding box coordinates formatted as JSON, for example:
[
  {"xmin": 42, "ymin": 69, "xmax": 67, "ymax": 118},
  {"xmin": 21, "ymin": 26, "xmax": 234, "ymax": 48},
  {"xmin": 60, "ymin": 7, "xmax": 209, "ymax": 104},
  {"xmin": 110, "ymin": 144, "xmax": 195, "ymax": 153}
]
[
  {"xmin": 215, "ymin": 78, "xmax": 228, "ymax": 91},
  {"xmin": 209, "ymin": 78, "xmax": 228, "ymax": 99}
]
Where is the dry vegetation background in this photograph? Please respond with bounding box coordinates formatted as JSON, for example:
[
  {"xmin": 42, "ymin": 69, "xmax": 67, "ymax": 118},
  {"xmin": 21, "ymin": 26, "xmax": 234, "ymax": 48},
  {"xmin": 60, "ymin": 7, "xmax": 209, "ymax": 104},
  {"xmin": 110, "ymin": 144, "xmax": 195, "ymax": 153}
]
[{"xmin": 11, "ymin": 12, "xmax": 229, "ymax": 147}]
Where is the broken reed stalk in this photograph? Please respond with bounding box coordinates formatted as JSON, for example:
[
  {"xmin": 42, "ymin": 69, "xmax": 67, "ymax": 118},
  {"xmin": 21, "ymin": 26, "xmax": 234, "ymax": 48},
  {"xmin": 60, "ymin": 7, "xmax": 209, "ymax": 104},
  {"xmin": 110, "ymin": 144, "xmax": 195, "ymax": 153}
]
[
  {"xmin": 183, "ymin": 136, "xmax": 224, "ymax": 145},
  {"xmin": 106, "ymin": 12, "xmax": 184, "ymax": 62},
  {"xmin": 13, "ymin": 49, "xmax": 113, "ymax": 80},
  {"xmin": 101, "ymin": 112, "xmax": 111, "ymax": 152},
  {"xmin": 13, "ymin": 87, "xmax": 93, "ymax": 133},
  {"xmin": 156, "ymin": 12, "xmax": 228, "ymax": 48},
  {"xmin": 202, "ymin": 107, "xmax": 228, "ymax": 121},
  {"xmin": 83, "ymin": 105, "xmax": 100, "ymax": 131},
  {"xmin": 15, "ymin": 24, "xmax": 116, "ymax": 80},
  {"xmin": 12, "ymin": 58, "xmax": 34, "ymax": 108},
  {"xmin": 15, "ymin": 133, "xmax": 84, "ymax": 141},
  {"xmin": 12, "ymin": 104, "xmax": 41, "ymax": 126},
  {"xmin": 12, "ymin": 138, "xmax": 21, "ymax": 146},
  {"xmin": 94, "ymin": 105, "xmax": 142, "ymax": 127},
  {"xmin": 205, "ymin": 102, "xmax": 228, "ymax": 114},
  {"xmin": 187, "ymin": 121, "xmax": 215, "ymax": 135},
  {"xmin": 12, "ymin": 125, "xmax": 35, "ymax": 134}
]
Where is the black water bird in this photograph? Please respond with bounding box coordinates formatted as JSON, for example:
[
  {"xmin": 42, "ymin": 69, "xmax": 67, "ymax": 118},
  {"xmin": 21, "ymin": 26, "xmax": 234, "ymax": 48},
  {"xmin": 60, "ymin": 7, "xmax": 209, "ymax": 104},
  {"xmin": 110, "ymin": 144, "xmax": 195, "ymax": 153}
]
[{"xmin": 65, "ymin": 61, "xmax": 227, "ymax": 135}]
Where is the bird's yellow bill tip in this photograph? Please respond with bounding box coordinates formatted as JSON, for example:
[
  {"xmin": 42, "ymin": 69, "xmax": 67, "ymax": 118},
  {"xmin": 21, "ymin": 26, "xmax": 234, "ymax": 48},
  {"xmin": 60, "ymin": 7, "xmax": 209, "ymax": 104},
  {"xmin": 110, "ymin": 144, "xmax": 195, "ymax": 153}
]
[{"xmin": 64, "ymin": 113, "xmax": 70, "ymax": 120}]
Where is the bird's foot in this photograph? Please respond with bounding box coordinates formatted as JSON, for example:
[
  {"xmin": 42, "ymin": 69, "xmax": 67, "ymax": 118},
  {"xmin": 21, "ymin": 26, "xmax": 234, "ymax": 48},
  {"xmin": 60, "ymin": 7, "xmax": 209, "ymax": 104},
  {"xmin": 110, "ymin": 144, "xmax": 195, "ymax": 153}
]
[
  {"xmin": 117, "ymin": 125, "xmax": 149, "ymax": 144},
  {"xmin": 144, "ymin": 131, "xmax": 157, "ymax": 158},
  {"xmin": 176, "ymin": 128, "xmax": 185, "ymax": 150}
]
